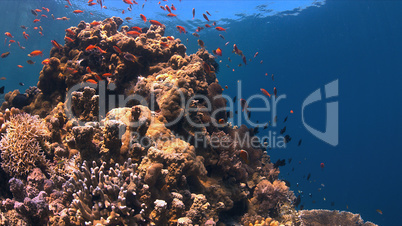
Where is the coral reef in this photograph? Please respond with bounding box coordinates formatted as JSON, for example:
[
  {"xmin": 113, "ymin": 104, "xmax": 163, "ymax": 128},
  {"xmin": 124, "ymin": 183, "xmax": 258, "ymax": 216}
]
[{"xmin": 0, "ymin": 17, "xmax": 377, "ymax": 226}]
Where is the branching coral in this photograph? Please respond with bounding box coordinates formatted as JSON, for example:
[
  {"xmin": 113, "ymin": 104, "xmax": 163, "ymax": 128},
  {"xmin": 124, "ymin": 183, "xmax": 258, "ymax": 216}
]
[
  {"xmin": 250, "ymin": 179, "xmax": 293, "ymax": 218},
  {"xmin": 0, "ymin": 113, "xmax": 49, "ymax": 177}
]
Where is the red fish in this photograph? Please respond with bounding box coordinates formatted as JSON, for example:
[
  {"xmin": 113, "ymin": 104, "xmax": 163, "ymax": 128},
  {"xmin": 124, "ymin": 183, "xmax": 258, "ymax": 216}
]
[
  {"xmin": 140, "ymin": 14, "xmax": 147, "ymax": 23},
  {"xmin": 167, "ymin": 36, "xmax": 174, "ymax": 40},
  {"xmin": 113, "ymin": 46, "xmax": 122, "ymax": 53},
  {"xmin": 260, "ymin": 88, "xmax": 271, "ymax": 98},
  {"xmin": 273, "ymin": 87, "xmax": 277, "ymax": 97},
  {"xmin": 17, "ymin": 65, "xmax": 23, "ymax": 68},
  {"xmin": 171, "ymin": 4, "xmax": 176, "ymax": 10},
  {"xmin": 9, "ymin": 40, "xmax": 15, "ymax": 43},
  {"xmin": 206, "ymin": 11, "xmax": 211, "ymax": 16},
  {"xmin": 22, "ymin": 31, "xmax": 29, "ymax": 40},
  {"xmin": 203, "ymin": 13, "xmax": 209, "ymax": 21},
  {"xmin": 102, "ymin": 73, "xmax": 113, "ymax": 77},
  {"xmin": 88, "ymin": 2, "xmax": 97, "ymax": 6},
  {"xmin": 90, "ymin": 21, "xmax": 101, "ymax": 26},
  {"xmin": 205, "ymin": 24, "xmax": 211, "ymax": 28},
  {"xmin": 41, "ymin": 58, "xmax": 50, "ymax": 65},
  {"xmin": 192, "ymin": 8, "xmax": 195, "ymax": 19},
  {"xmin": 167, "ymin": 13, "xmax": 177, "ymax": 17},
  {"xmin": 160, "ymin": 42, "xmax": 169, "ymax": 48},
  {"xmin": 41, "ymin": 14, "xmax": 48, "ymax": 18},
  {"xmin": 51, "ymin": 40, "xmax": 63, "ymax": 49},
  {"xmin": 127, "ymin": 31, "xmax": 141, "ymax": 37},
  {"xmin": 123, "ymin": 0, "xmax": 134, "ymax": 4},
  {"xmin": 239, "ymin": 150, "xmax": 249, "ymax": 164},
  {"xmin": 215, "ymin": 27, "xmax": 226, "ymax": 31},
  {"xmin": 1, "ymin": 52, "xmax": 10, "ymax": 58},
  {"xmin": 320, "ymin": 163, "xmax": 325, "ymax": 169},
  {"xmin": 215, "ymin": 47, "xmax": 222, "ymax": 56},
  {"xmin": 150, "ymin": 20, "xmax": 163, "ymax": 26},
  {"xmin": 254, "ymin": 52, "xmax": 259, "ymax": 58},
  {"xmin": 131, "ymin": 26, "xmax": 142, "ymax": 32},
  {"xmin": 65, "ymin": 28, "xmax": 75, "ymax": 36},
  {"xmin": 33, "ymin": 19, "xmax": 41, "ymax": 23},
  {"xmin": 66, "ymin": 0, "xmax": 72, "ymax": 6},
  {"xmin": 165, "ymin": 5, "xmax": 171, "ymax": 13},
  {"xmin": 35, "ymin": 9, "xmax": 42, "ymax": 12},
  {"xmin": 96, "ymin": 46, "xmax": 107, "ymax": 54},
  {"xmin": 176, "ymin": 25, "xmax": 187, "ymax": 34},
  {"xmin": 28, "ymin": 50, "xmax": 43, "ymax": 57},
  {"xmin": 65, "ymin": 37, "xmax": 75, "ymax": 42},
  {"xmin": 86, "ymin": 79, "xmax": 97, "ymax": 84},
  {"xmin": 160, "ymin": 5, "xmax": 166, "ymax": 10},
  {"xmin": 85, "ymin": 44, "xmax": 97, "ymax": 51},
  {"xmin": 73, "ymin": 10, "xmax": 84, "ymax": 13}
]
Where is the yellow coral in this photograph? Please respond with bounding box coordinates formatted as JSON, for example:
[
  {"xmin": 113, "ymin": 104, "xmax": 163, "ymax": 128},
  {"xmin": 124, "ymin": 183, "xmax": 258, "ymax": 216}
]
[{"xmin": 0, "ymin": 113, "xmax": 49, "ymax": 176}]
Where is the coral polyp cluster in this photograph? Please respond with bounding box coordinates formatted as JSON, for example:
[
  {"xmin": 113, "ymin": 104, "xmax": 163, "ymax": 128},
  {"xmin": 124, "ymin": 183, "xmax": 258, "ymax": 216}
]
[{"xmin": 0, "ymin": 17, "xmax": 376, "ymax": 226}]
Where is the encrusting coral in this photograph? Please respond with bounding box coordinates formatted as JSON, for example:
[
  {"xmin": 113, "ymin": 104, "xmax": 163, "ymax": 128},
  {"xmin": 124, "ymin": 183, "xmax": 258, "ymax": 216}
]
[{"xmin": 0, "ymin": 17, "xmax": 377, "ymax": 226}]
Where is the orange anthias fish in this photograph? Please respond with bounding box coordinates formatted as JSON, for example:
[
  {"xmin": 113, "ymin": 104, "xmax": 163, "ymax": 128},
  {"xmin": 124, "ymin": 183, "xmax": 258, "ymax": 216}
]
[
  {"xmin": 239, "ymin": 150, "xmax": 249, "ymax": 164},
  {"xmin": 17, "ymin": 65, "xmax": 23, "ymax": 68},
  {"xmin": 167, "ymin": 36, "xmax": 174, "ymax": 40},
  {"xmin": 167, "ymin": 13, "xmax": 177, "ymax": 17},
  {"xmin": 160, "ymin": 42, "xmax": 169, "ymax": 48},
  {"xmin": 205, "ymin": 24, "xmax": 211, "ymax": 28},
  {"xmin": 127, "ymin": 31, "xmax": 141, "ymax": 37},
  {"xmin": 85, "ymin": 44, "xmax": 97, "ymax": 51},
  {"xmin": 41, "ymin": 58, "xmax": 50, "ymax": 65},
  {"xmin": 113, "ymin": 46, "xmax": 122, "ymax": 53},
  {"xmin": 240, "ymin": 98, "xmax": 249, "ymax": 112},
  {"xmin": 131, "ymin": 26, "xmax": 142, "ymax": 32},
  {"xmin": 171, "ymin": 4, "xmax": 176, "ymax": 10},
  {"xmin": 140, "ymin": 14, "xmax": 147, "ymax": 23},
  {"xmin": 90, "ymin": 21, "xmax": 101, "ymax": 26},
  {"xmin": 274, "ymin": 87, "xmax": 277, "ymax": 97},
  {"xmin": 176, "ymin": 25, "xmax": 187, "ymax": 34},
  {"xmin": 96, "ymin": 46, "xmax": 107, "ymax": 54},
  {"xmin": 86, "ymin": 79, "xmax": 97, "ymax": 84},
  {"xmin": 192, "ymin": 8, "xmax": 195, "ymax": 19},
  {"xmin": 28, "ymin": 50, "xmax": 44, "ymax": 57},
  {"xmin": 215, "ymin": 47, "xmax": 222, "ymax": 56},
  {"xmin": 51, "ymin": 40, "xmax": 63, "ymax": 49},
  {"xmin": 260, "ymin": 88, "xmax": 271, "ymax": 98},
  {"xmin": 65, "ymin": 28, "xmax": 75, "ymax": 36},
  {"xmin": 123, "ymin": 0, "xmax": 134, "ymax": 4},
  {"xmin": 215, "ymin": 27, "xmax": 226, "ymax": 31},
  {"xmin": 73, "ymin": 10, "xmax": 84, "ymax": 14},
  {"xmin": 65, "ymin": 37, "xmax": 75, "ymax": 43},
  {"xmin": 33, "ymin": 19, "xmax": 41, "ymax": 23},
  {"xmin": 86, "ymin": 66, "xmax": 92, "ymax": 73},
  {"xmin": 150, "ymin": 20, "xmax": 163, "ymax": 26},
  {"xmin": 5, "ymin": 32, "xmax": 13, "ymax": 38},
  {"xmin": 1, "ymin": 52, "xmax": 10, "ymax": 58},
  {"xmin": 102, "ymin": 73, "xmax": 113, "ymax": 77}
]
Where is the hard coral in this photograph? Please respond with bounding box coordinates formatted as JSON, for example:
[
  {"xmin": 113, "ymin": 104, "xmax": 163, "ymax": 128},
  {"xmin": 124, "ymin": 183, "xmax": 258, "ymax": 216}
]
[
  {"xmin": 0, "ymin": 113, "xmax": 49, "ymax": 177},
  {"xmin": 250, "ymin": 179, "xmax": 293, "ymax": 218}
]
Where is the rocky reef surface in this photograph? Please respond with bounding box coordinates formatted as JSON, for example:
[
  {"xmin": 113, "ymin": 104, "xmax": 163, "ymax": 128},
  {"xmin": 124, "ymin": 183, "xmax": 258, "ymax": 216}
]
[{"xmin": 0, "ymin": 18, "xmax": 376, "ymax": 226}]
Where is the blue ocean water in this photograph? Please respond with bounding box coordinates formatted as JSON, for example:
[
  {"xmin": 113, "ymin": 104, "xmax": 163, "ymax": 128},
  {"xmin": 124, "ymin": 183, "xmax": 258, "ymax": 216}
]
[{"xmin": 1, "ymin": 1, "xmax": 401, "ymax": 225}]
